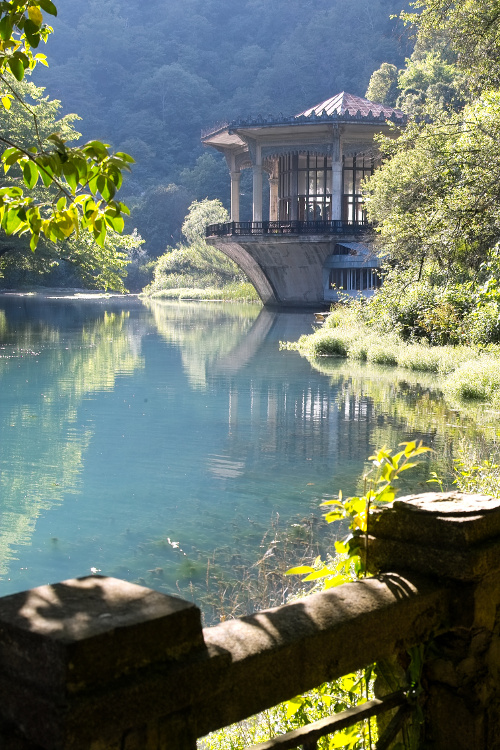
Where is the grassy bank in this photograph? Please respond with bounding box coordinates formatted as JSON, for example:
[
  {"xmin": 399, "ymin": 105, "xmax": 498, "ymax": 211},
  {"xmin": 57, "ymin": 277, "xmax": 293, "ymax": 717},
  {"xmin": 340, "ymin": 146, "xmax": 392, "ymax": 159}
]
[
  {"xmin": 283, "ymin": 308, "xmax": 500, "ymax": 407},
  {"xmin": 142, "ymin": 281, "xmax": 260, "ymax": 303}
]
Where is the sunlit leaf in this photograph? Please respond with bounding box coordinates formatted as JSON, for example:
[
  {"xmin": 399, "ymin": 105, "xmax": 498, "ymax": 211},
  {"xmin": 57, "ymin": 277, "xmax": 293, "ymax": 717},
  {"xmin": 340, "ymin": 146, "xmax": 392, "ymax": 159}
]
[
  {"xmin": 28, "ymin": 6, "xmax": 43, "ymax": 25},
  {"xmin": 22, "ymin": 160, "xmax": 38, "ymax": 189},
  {"xmin": 285, "ymin": 565, "xmax": 314, "ymax": 576}
]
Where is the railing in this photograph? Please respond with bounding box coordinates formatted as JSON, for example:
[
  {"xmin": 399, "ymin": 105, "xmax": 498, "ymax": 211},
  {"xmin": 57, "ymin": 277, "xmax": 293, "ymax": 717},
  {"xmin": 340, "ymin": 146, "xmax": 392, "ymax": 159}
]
[
  {"xmin": 2, "ymin": 490, "xmax": 500, "ymax": 749},
  {"xmin": 246, "ymin": 690, "xmax": 410, "ymax": 750},
  {"xmin": 206, "ymin": 220, "xmax": 370, "ymax": 238}
]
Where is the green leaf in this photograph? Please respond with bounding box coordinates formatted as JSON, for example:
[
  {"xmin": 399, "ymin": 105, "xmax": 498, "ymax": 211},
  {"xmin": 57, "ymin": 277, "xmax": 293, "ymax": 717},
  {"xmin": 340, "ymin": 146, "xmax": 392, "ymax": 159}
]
[
  {"xmin": 117, "ymin": 201, "xmax": 130, "ymax": 216},
  {"xmin": 334, "ymin": 540, "xmax": 349, "ymax": 555},
  {"xmin": 3, "ymin": 208, "xmax": 23, "ymax": 235},
  {"xmin": 29, "ymin": 231, "xmax": 39, "ymax": 251},
  {"xmin": 36, "ymin": 158, "xmax": 54, "ymax": 187},
  {"xmin": 285, "ymin": 696, "xmax": 303, "ymax": 719},
  {"xmin": 28, "ymin": 5, "xmax": 44, "ymax": 26},
  {"xmin": 324, "ymin": 510, "xmax": 345, "ymax": 523},
  {"xmin": 104, "ymin": 212, "xmax": 124, "ymax": 232},
  {"xmin": 62, "ymin": 161, "xmax": 78, "ymax": 193},
  {"xmin": 302, "ymin": 568, "xmax": 331, "ymax": 581},
  {"xmin": 0, "ymin": 15, "xmax": 13, "ymax": 41},
  {"xmin": 323, "ymin": 574, "xmax": 349, "ymax": 588},
  {"xmin": 3, "ymin": 148, "xmax": 23, "ymax": 170},
  {"xmin": 8, "ymin": 56, "xmax": 25, "ymax": 81},
  {"xmin": 114, "ymin": 151, "xmax": 135, "ymax": 163},
  {"xmin": 375, "ymin": 485, "xmax": 396, "ymax": 504},
  {"xmin": 285, "ymin": 565, "xmax": 314, "ymax": 576},
  {"xmin": 22, "ymin": 160, "xmax": 38, "ymax": 189},
  {"xmin": 23, "ymin": 18, "xmax": 41, "ymax": 46},
  {"xmin": 38, "ymin": 0, "xmax": 57, "ymax": 16}
]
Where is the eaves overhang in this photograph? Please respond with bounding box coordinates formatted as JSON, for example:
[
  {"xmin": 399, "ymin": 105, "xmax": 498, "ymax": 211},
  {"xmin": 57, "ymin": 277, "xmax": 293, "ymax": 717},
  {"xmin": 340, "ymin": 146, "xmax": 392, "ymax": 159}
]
[{"xmin": 202, "ymin": 108, "xmax": 407, "ymax": 146}]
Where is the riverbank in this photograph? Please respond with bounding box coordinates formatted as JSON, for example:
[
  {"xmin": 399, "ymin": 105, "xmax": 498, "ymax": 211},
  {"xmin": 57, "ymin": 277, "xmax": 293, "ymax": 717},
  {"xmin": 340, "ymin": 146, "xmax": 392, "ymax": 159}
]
[
  {"xmin": 143, "ymin": 281, "xmax": 260, "ymax": 303},
  {"xmin": 0, "ymin": 287, "xmax": 140, "ymax": 299},
  {"xmin": 282, "ymin": 310, "xmax": 500, "ymax": 406}
]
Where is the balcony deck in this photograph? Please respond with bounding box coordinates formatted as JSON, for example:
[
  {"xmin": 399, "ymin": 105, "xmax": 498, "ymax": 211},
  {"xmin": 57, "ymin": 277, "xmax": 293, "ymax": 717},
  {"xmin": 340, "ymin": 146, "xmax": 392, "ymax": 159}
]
[{"xmin": 206, "ymin": 219, "xmax": 370, "ymax": 238}]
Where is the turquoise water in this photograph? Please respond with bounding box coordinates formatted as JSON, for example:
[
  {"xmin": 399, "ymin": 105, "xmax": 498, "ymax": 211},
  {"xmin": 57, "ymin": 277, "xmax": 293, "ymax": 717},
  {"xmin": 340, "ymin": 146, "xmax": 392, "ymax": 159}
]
[{"xmin": 0, "ymin": 295, "xmax": 466, "ymax": 621}]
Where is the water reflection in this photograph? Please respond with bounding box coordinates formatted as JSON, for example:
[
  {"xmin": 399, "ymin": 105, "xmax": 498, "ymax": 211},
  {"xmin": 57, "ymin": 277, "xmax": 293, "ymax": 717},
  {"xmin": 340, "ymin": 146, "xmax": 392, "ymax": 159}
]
[
  {"xmin": 144, "ymin": 299, "xmax": 261, "ymax": 388},
  {"xmin": 0, "ymin": 296, "xmax": 493, "ymax": 623},
  {"xmin": 0, "ymin": 295, "xmax": 144, "ymax": 577}
]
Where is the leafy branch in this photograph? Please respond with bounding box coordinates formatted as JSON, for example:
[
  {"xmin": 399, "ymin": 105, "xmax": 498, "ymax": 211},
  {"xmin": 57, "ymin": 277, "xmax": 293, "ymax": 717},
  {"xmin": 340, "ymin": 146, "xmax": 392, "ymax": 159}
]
[
  {"xmin": 287, "ymin": 440, "xmax": 431, "ymax": 587},
  {"xmin": 0, "ymin": 1, "xmax": 134, "ymax": 251}
]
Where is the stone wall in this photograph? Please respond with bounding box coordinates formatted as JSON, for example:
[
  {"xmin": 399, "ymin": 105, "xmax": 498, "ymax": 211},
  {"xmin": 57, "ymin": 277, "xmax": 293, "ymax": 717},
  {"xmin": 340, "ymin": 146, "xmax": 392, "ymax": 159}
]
[{"xmin": 1, "ymin": 491, "xmax": 500, "ymax": 749}]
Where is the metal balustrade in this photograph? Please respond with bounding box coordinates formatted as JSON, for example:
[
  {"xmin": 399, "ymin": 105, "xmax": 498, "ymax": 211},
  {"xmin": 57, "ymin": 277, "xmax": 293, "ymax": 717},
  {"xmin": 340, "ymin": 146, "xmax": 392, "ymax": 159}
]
[{"xmin": 206, "ymin": 220, "xmax": 370, "ymax": 238}]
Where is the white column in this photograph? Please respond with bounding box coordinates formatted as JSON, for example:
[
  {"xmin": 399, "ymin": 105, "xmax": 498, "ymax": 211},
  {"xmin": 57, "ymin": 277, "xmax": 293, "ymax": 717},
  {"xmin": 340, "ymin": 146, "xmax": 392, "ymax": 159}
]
[
  {"xmin": 252, "ymin": 145, "xmax": 263, "ymax": 223},
  {"xmin": 230, "ymin": 170, "xmax": 241, "ymax": 222},
  {"xmin": 269, "ymin": 177, "xmax": 279, "ymax": 221},
  {"xmin": 331, "ymin": 161, "xmax": 342, "ymax": 221}
]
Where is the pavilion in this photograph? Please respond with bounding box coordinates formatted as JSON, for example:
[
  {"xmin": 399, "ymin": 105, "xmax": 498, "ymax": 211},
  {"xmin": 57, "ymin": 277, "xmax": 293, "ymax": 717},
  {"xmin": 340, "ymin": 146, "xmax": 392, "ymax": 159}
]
[{"xmin": 202, "ymin": 92, "xmax": 406, "ymax": 307}]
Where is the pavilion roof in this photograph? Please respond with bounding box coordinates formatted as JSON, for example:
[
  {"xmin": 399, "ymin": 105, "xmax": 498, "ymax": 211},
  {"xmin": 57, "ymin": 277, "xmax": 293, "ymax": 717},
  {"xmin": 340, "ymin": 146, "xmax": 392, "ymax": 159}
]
[
  {"xmin": 296, "ymin": 91, "xmax": 404, "ymax": 120},
  {"xmin": 202, "ymin": 91, "xmax": 406, "ymax": 144}
]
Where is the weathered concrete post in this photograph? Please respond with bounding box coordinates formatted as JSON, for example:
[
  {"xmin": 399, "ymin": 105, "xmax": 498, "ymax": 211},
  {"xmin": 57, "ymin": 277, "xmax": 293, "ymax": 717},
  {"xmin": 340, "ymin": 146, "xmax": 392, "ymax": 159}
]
[
  {"xmin": 367, "ymin": 490, "xmax": 500, "ymax": 750},
  {"xmin": 0, "ymin": 576, "xmax": 205, "ymax": 750}
]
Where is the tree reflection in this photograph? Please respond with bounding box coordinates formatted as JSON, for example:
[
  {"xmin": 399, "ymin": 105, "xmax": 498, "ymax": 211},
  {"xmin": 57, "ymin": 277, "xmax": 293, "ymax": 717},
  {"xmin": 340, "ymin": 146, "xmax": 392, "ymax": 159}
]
[
  {"xmin": 144, "ymin": 299, "xmax": 261, "ymax": 388},
  {"xmin": 0, "ymin": 305, "xmax": 143, "ymax": 578}
]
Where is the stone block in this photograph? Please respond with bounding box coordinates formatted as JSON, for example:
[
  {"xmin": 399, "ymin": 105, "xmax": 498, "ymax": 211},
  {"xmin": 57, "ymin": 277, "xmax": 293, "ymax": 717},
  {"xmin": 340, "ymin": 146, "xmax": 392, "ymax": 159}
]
[
  {"xmin": 0, "ymin": 576, "xmax": 204, "ymax": 749},
  {"xmin": 367, "ymin": 492, "xmax": 500, "ymax": 581}
]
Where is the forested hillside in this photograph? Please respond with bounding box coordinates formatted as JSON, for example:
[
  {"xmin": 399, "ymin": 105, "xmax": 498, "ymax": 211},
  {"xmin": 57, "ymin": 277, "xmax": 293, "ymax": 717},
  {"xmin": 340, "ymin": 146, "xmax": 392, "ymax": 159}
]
[{"xmin": 33, "ymin": 0, "xmax": 411, "ymax": 254}]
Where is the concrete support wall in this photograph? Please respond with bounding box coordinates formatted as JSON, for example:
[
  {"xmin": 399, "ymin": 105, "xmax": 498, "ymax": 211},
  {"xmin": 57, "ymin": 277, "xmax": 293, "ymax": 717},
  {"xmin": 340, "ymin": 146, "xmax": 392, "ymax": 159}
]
[{"xmin": 207, "ymin": 231, "xmax": 366, "ymax": 307}]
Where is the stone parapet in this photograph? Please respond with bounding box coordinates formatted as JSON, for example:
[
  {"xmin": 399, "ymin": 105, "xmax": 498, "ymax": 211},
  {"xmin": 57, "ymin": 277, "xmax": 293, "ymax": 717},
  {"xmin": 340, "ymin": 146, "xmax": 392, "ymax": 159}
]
[{"xmin": 1, "ymin": 492, "xmax": 500, "ymax": 748}]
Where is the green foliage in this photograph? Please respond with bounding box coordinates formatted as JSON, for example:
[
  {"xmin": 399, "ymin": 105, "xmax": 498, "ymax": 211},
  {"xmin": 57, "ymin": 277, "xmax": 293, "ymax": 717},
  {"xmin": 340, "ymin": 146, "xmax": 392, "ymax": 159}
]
[
  {"xmin": 146, "ymin": 282, "xmax": 259, "ymax": 303},
  {"xmin": 32, "ymin": 0, "xmax": 410, "ymax": 248},
  {"xmin": 291, "ymin": 441, "xmax": 430, "ymax": 584},
  {"xmin": 182, "ymin": 199, "xmax": 229, "ymax": 244},
  {"xmin": 401, "ymin": 0, "xmax": 500, "ymax": 91},
  {"xmin": 280, "ymin": 442, "xmax": 430, "ymax": 750},
  {"xmin": 0, "ymin": 2, "xmax": 134, "ymax": 283},
  {"xmin": 201, "ymin": 676, "xmax": 368, "ymax": 750},
  {"xmin": 454, "ymin": 448, "xmax": 500, "ymax": 496},
  {"xmin": 0, "ymin": 78, "xmax": 143, "ymax": 289},
  {"xmin": 288, "ymin": 304, "xmax": 500, "ymax": 407},
  {"xmin": 397, "ymin": 50, "xmax": 466, "ymax": 114},
  {"xmin": 144, "ymin": 200, "xmax": 256, "ymax": 298},
  {"xmin": 365, "ymin": 62, "xmax": 399, "ymax": 106},
  {"xmin": 129, "ymin": 183, "xmax": 193, "ymax": 258}
]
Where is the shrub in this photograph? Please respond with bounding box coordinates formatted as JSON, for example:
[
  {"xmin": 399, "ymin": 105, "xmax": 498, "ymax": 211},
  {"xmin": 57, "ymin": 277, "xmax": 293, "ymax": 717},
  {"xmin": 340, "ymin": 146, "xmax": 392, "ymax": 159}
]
[{"xmin": 443, "ymin": 358, "xmax": 500, "ymax": 401}]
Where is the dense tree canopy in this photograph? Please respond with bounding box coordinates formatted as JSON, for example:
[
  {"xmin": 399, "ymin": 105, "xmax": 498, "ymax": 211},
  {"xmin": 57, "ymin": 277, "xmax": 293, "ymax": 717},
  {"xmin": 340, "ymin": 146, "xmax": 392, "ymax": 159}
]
[
  {"xmin": 402, "ymin": 0, "xmax": 500, "ymax": 90},
  {"xmin": 32, "ymin": 0, "xmax": 411, "ymax": 257},
  {"xmin": 365, "ymin": 0, "xmax": 500, "ymax": 288}
]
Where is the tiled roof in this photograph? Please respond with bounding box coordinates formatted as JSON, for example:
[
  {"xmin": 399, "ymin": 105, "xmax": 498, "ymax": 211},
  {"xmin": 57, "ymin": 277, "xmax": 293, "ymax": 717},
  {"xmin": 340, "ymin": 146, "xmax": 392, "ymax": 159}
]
[{"xmin": 296, "ymin": 91, "xmax": 404, "ymax": 120}]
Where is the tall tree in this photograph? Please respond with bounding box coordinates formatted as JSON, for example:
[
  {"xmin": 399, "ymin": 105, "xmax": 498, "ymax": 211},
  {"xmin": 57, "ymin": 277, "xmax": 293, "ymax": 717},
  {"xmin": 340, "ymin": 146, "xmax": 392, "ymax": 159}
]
[{"xmin": 0, "ymin": 1, "xmax": 133, "ymax": 256}]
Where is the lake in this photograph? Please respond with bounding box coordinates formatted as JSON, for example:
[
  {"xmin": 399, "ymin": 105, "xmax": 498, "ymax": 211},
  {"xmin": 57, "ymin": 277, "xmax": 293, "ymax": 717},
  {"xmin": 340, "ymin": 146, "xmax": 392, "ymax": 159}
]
[{"xmin": 0, "ymin": 294, "xmax": 484, "ymax": 623}]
